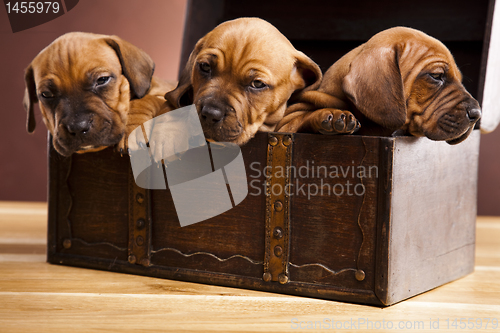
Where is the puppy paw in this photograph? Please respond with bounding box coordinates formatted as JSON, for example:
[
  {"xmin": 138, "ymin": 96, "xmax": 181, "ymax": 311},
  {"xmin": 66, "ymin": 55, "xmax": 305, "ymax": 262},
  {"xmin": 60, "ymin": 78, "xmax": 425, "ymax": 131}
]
[
  {"xmin": 116, "ymin": 124, "xmax": 144, "ymax": 156},
  {"xmin": 125, "ymin": 108, "xmax": 204, "ymax": 164},
  {"xmin": 127, "ymin": 124, "xmax": 148, "ymax": 152},
  {"xmin": 116, "ymin": 132, "xmax": 129, "ymax": 156},
  {"xmin": 318, "ymin": 109, "xmax": 360, "ymax": 135},
  {"xmin": 147, "ymin": 128, "xmax": 190, "ymax": 164}
]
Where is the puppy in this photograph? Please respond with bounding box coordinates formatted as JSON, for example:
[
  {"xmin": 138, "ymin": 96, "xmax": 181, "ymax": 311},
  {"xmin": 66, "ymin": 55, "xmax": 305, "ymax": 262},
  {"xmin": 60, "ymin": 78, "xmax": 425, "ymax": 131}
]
[
  {"xmin": 23, "ymin": 32, "xmax": 174, "ymax": 156},
  {"xmin": 164, "ymin": 17, "xmax": 322, "ymax": 146},
  {"xmin": 276, "ymin": 27, "xmax": 481, "ymax": 144}
]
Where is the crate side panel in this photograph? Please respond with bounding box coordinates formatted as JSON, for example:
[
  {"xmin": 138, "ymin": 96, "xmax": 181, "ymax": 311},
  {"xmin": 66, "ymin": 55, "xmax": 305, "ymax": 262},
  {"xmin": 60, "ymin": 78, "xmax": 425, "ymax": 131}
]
[{"xmin": 386, "ymin": 131, "xmax": 479, "ymax": 304}]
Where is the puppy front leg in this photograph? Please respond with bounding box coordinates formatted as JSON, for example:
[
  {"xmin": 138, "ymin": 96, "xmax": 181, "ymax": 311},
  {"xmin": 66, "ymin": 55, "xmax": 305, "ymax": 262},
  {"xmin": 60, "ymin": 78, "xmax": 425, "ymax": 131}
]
[
  {"xmin": 279, "ymin": 108, "xmax": 360, "ymax": 135},
  {"xmin": 116, "ymin": 95, "xmax": 166, "ymax": 153}
]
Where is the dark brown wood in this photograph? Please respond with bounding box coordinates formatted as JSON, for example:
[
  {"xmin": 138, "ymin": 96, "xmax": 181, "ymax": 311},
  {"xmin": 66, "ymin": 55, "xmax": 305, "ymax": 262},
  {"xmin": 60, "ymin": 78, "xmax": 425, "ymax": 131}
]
[
  {"xmin": 48, "ymin": 147, "xmax": 130, "ymax": 264},
  {"xmin": 47, "ymin": 130, "xmax": 480, "ymax": 306},
  {"xmin": 179, "ymin": 1, "xmax": 489, "ymax": 98},
  {"xmin": 46, "ymin": 0, "xmax": 493, "ymax": 307},
  {"xmin": 47, "ymin": 251, "xmax": 382, "ymax": 305},
  {"xmin": 127, "ymin": 172, "xmax": 151, "ymax": 266},
  {"xmin": 374, "ymin": 138, "xmax": 395, "ymax": 304},
  {"xmin": 287, "ymin": 134, "xmax": 380, "ymax": 293},
  {"xmin": 47, "ymin": 134, "xmax": 64, "ymax": 258},
  {"xmin": 178, "ymin": 0, "xmax": 224, "ymax": 79},
  {"xmin": 221, "ymin": 0, "xmax": 488, "ymax": 41},
  {"xmin": 478, "ymin": 0, "xmax": 497, "ymax": 106}
]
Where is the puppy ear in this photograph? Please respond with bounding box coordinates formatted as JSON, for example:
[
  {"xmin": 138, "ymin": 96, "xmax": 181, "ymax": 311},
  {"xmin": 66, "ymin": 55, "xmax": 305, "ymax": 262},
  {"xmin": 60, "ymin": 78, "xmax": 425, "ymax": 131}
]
[
  {"xmin": 292, "ymin": 51, "xmax": 323, "ymax": 92},
  {"xmin": 104, "ymin": 37, "xmax": 155, "ymax": 99},
  {"xmin": 165, "ymin": 40, "xmax": 205, "ymax": 109},
  {"xmin": 342, "ymin": 44, "xmax": 407, "ymax": 130},
  {"xmin": 164, "ymin": 61, "xmax": 193, "ymax": 108},
  {"xmin": 23, "ymin": 65, "xmax": 37, "ymax": 133}
]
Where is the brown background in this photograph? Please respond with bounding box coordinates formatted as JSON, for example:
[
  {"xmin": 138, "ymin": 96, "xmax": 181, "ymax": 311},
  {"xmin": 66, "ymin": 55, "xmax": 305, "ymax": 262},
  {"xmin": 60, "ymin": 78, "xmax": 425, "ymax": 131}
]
[
  {"xmin": 0, "ymin": 0, "xmax": 187, "ymax": 202},
  {"xmin": 1, "ymin": 0, "xmax": 499, "ymax": 215}
]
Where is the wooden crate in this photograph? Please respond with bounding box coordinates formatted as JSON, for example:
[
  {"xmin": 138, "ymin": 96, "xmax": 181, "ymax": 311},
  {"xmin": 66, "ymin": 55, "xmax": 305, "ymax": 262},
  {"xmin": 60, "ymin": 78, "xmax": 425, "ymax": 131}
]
[
  {"xmin": 48, "ymin": 131, "xmax": 479, "ymax": 306},
  {"xmin": 47, "ymin": 0, "xmax": 500, "ymax": 306}
]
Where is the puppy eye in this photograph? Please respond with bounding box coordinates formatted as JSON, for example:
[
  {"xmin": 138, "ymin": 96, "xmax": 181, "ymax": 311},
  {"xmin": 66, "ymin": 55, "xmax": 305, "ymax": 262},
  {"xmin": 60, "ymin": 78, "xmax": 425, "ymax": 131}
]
[
  {"xmin": 429, "ymin": 73, "xmax": 444, "ymax": 82},
  {"xmin": 250, "ymin": 80, "xmax": 267, "ymax": 89},
  {"xmin": 40, "ymin": 91, "xmax": 54, "ymax": 99},
  {"xmin": 199, "ymin": 62, "xmax": 211, "ymax": 74},
  {"xmin": 96, "ymin": 76, "xmax": 111, "ymax": 86}
]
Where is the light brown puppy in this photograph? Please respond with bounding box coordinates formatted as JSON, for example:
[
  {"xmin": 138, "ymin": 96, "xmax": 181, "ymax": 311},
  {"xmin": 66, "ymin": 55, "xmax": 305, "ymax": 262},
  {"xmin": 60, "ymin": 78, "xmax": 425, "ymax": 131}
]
[
  {"xmin": 276, "ymin": 27, "xmax": 481, "ymax": 144},
  {"xmin": 23, "ymin": 32, "xmax": 174, "ymax": 156},
  {"xmin": 165, "ymin": 17, "xmax": 322, "ymax": 145}
]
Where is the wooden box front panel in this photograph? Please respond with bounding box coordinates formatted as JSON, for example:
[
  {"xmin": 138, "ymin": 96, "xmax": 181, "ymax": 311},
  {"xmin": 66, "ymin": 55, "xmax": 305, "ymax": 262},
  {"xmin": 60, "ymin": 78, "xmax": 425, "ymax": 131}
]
[
  {"xmin": 149, "ymin": 134, "xmax": 268, "ymax": 278},
  {"xmin": 47, "ymin": 132, "xmax": 478, "ymax": 306},
  {"xmin": 287, "ymin": 135, "xmax": 382, "ymax": 293},
  {"xmin": 48, "ymin": 147, "xmax": 130, "ymax": 263}
]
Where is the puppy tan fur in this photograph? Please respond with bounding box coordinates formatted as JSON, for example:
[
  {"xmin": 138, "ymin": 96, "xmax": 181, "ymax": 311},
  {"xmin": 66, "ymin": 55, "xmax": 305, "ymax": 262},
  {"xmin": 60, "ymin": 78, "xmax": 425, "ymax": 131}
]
[
  {"xmin": 23, "ymin": 32, "xmax": 174, "ymax": 156},
  {"xmin": 276, "ymin": 27, "xmax": 481, "ymax": 144},
  {"xmin": 165, "ymin": 17, "xmax": 322, "ymax": 146}
]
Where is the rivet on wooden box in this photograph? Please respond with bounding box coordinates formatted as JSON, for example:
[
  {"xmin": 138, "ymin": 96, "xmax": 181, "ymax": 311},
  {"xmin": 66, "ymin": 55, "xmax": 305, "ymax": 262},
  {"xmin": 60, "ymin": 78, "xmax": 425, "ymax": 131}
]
[
  {"xmin": 128, "ymin": 255, "xmax": 136, "ymax": 264},
  {"xmin": 62, "ymin": 239, "xmax": 71, "ymax": 249}
]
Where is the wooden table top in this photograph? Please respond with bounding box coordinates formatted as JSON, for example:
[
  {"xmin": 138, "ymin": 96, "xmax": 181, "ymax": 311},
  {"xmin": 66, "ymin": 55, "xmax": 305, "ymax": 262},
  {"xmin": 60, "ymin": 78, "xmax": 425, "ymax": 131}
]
[{"xmin": 0, "ymin": 201, "xmax": 499, "ymax": 332}]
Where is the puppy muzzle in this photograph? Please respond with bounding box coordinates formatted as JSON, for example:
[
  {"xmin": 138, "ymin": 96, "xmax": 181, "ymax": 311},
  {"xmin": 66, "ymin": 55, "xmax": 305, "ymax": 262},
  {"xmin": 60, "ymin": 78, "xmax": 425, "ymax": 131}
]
[
  {"xmin": 64, "ymin": 114, "xmax": 93, "ymax": 137},
  {"xmin": 466, "ymin": 107, "xmax": 481, "ymax": 123},
  {"xmin": 201, "ymin": 105, "xmax": 225, "ymax": 124},
  {"xmin": 445, "ymin": 103, "xmax": 481, "ymax": 145},
  {"xmin": 197, "ymin": 101, "xmax": 242, "ymax": 142},
  {"xmin": 54, "ymin": 113, "xmax": 122, "ymax": 155}
]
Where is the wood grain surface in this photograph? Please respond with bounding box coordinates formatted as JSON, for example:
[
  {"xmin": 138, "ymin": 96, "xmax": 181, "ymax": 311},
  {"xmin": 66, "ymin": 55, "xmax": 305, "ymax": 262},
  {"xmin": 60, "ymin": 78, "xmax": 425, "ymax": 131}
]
[{"xmin": 1, "ymin": 201, "xmax": 499, "ymax": 332}]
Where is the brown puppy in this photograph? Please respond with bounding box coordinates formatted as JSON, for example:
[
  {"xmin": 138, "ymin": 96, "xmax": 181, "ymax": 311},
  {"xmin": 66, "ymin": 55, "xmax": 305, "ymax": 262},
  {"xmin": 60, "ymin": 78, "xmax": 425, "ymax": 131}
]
[
  {"xmin": 276, "ymin": 27, "xmax": 481, "ymax": 144},
  {"xmin": 23, "ymin": 32, "xmax": 174, "ymax": 156},
  {"xmin": 165, "ymin": 17, "xmax": 322, "ymax": 145}
]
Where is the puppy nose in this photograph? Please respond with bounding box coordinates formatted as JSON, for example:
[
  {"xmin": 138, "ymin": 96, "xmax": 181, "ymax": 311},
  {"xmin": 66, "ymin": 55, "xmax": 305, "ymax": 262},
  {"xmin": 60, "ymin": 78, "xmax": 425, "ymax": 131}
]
[
  {"xmin": 201, "ymin": 105, "xmax": 225, "ymax": 123},
  {"xmin": 66, "ymin": 119, "xmax": 91, "ymax": 135},
  {"xmin": 467, "ymin": 108, "xmax": 481, "ymax": 122}
]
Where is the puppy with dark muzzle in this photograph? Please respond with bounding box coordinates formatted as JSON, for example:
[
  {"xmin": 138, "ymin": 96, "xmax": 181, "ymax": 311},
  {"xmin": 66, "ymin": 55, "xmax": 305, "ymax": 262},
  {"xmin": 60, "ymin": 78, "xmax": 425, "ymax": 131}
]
[
  {"xmin": 23, "ymin": 32, "xmax": 174, "ymax": 156},
  {"xmin": 276, "ymin": 27, "xmax": 481, "ymax": 144},
  {"xmin": 164, "ymin": 17, "xmax": 322, "ymax": 146}
]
